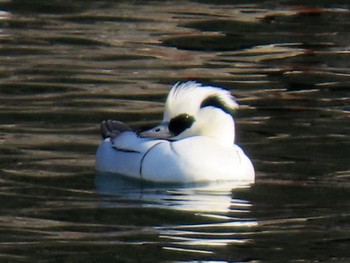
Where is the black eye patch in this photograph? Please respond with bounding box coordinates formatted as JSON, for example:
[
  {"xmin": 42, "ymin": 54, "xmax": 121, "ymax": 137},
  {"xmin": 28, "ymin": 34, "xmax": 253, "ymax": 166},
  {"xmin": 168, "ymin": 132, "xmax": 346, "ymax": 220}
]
[
  {"xmin": 200, "ymin": 95, "xmax": 234, "ymax": 115},
  {"xmin": 169, "ymin": 114, "xmax": 195, "ymax": 136}
]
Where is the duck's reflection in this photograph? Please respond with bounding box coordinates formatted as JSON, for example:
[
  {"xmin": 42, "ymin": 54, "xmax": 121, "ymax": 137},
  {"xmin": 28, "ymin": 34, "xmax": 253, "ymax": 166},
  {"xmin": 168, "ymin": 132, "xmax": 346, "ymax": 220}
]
[
  {"xmin": 96, "ymin": 172, "xmax": 252, "ymax": 212},
  {"xmin": 95, "ymin": 172, "xmax": 257, "ymax": 255}
]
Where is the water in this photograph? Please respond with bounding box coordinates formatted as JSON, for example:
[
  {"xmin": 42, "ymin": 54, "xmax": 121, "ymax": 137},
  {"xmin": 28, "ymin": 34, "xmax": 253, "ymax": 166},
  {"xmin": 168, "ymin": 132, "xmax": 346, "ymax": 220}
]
[{"xmin": 0, "ymin": 0, "xmax": 349, "ymax": 262}]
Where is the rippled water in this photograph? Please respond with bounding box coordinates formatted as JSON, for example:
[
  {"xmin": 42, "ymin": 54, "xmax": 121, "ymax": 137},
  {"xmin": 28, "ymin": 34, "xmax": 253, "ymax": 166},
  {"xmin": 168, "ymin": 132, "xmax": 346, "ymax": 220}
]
[{"xmin": 0, "ymin": 0, "xmax": 349, "ymax": 262}]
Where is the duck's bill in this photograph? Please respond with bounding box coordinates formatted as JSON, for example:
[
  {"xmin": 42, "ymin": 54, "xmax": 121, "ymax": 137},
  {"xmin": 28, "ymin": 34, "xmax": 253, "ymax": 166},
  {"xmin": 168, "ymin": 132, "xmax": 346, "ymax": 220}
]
[{"xmin": 138, "ymin": 122, "xmax": 174, "ymax": 139}]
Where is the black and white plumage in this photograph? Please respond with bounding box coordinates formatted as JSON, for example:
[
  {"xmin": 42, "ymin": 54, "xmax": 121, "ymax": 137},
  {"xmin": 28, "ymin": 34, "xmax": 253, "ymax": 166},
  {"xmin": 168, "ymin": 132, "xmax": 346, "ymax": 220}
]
[{"xmin": 96, "ymin": 81, "xmax": 255, "ymax": 184}]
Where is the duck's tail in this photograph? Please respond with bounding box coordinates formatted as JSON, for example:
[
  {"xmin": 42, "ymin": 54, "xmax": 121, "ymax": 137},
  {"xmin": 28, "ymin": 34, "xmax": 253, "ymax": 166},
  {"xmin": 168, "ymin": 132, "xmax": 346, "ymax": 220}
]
[{"xmin": 100, "ymin": 120, "xmax": 132, "ymax": 139}]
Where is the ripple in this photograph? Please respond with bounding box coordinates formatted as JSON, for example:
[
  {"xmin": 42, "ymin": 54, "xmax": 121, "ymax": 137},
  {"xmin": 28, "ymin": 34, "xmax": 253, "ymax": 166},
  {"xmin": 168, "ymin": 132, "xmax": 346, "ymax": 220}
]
[{"xmin": 0, "ymin": 1, "xmax": 349, "ymax": 262}]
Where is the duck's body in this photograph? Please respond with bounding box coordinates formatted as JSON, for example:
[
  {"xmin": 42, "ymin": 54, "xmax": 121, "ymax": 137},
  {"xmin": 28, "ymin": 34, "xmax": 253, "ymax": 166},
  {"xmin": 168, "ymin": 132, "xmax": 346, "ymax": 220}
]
[
  {"xmin": 96, "ymin": 81, "xmax": 255, "ymax": 184},
  {"xmin": 96, "ymin": 131, "xmax": 254, "ymax": 183}
]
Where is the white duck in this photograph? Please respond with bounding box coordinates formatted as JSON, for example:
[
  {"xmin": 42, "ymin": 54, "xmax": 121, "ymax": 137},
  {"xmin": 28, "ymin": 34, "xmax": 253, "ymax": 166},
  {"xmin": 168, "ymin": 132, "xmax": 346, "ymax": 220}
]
[{"xmin": 95, "ymin": 81, "xmax": 255, "ymax": 184}]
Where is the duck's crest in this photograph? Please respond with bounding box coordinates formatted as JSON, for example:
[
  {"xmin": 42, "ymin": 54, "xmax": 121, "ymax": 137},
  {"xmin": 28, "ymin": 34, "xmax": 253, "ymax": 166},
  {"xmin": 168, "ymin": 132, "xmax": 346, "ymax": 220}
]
[{"xmin": 163, "ymin": 81, "xmax": 238, "ymax": 121}]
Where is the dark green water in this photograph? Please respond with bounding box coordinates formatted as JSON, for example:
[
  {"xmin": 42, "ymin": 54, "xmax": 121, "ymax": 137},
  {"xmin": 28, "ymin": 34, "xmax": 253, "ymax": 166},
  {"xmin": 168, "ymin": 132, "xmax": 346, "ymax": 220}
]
[{"xmin": 0, "ymin": 0, "xmax": 349, "ymax": 262}]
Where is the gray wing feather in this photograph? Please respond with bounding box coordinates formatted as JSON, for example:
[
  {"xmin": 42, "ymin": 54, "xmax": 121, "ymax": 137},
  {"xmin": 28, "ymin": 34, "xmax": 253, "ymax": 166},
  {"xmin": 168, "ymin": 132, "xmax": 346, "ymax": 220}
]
[{"xmin": 100, "ymin": 120, "xmax": 132, "ymax": 139}]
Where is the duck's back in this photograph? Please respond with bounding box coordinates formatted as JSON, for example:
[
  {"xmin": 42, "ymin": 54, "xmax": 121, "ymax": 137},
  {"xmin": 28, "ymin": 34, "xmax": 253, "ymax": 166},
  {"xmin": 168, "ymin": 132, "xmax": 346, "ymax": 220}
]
[{"xmin": 96, "ymin": 132, "xmax": 254, "ymax": 184}]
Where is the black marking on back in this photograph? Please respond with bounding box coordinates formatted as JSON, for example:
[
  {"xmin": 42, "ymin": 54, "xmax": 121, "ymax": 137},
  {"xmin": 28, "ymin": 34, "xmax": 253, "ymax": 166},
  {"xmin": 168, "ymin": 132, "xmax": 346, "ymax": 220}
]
[
  {"xmin": 200, "ymin": 95, "xmax": 234, "ymax": 115},
  {"xmin": 169, "ymin": 114, "xmax": 195, "ymax": 136},
  {"xmin": 111, "ymin": 146, "xmax": 140, "ymax": 153}
]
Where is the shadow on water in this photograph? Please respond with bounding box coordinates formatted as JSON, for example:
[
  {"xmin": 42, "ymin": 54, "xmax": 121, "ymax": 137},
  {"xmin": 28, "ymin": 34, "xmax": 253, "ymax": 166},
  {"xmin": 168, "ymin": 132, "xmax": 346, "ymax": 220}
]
[{"xmin": 0, "ymin": 0, "xmax": 349, "ymax": 262}]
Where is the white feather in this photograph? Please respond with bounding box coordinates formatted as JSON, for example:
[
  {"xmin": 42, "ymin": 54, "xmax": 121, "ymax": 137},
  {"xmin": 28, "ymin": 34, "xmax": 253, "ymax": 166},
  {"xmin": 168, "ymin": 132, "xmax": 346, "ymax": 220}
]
[
  {"xmin": 164, "ymin": 81, "xmax": 238, "ymax": 121},
  {"xmin": 96, "ymin": 81, "xmax": 254, "ymax": 184}
]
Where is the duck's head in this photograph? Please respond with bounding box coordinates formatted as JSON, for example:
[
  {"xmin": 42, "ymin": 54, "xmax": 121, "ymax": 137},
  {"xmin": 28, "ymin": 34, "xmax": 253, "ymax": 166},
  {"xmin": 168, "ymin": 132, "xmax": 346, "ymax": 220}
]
[{"xmin": 139, "ymin": 81, "xmax": 239, "ymax": 145}]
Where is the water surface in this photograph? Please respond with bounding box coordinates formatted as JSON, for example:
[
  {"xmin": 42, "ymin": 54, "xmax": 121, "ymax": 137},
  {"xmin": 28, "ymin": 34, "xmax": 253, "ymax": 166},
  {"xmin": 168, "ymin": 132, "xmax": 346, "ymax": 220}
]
[{"xmin": 0, "ymin": 0, "xmax": 349, "ymax": 262}]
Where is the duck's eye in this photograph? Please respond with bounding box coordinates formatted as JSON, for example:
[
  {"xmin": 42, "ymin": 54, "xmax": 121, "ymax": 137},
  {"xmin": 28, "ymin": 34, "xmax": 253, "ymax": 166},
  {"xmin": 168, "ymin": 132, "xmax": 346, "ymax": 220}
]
[{"xmin": 169, "ymin": 114, "xmax": 195, "ymax": 136}]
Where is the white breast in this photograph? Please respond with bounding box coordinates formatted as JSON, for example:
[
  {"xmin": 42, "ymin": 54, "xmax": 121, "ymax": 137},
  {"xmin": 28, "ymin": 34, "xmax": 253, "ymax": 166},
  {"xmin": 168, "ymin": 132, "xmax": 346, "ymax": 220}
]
[{"xmin": 95, "ymin": 132, "xmax": 255, "ymax": 184}]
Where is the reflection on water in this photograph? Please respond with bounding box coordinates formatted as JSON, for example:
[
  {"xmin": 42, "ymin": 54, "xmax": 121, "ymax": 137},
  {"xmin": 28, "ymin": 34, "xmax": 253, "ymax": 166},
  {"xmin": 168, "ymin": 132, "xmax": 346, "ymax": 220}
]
[
  {"xmin": 96, "ymin": 173, "xmax": 252, "ymax": 213},
  {"xmin": 1, "ymin": 173, "xmax": 349, "ymax": 262},
  {"xmin": 0, "ymin": 0, "xmax": 349, "ymax": 262},
  {"xmin": 96, "ymin": 173, "xmax": 257, "ymax": 256}
]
